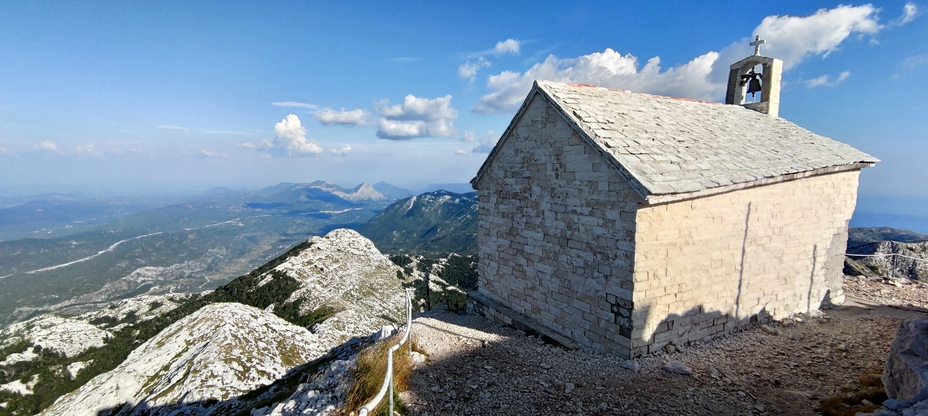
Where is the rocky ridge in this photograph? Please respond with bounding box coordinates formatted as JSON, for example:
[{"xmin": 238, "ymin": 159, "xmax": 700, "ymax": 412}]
[
  {"xmin": 1, "ymin": 294, "xmax": 188, "ymax": 362},
  {"xmin": 40, "ymin": 303, "xmax": 325, "ymax": 415},
  {"xmin": 272, "ymin": 228, "xmax": 410, "ymax": 348}
]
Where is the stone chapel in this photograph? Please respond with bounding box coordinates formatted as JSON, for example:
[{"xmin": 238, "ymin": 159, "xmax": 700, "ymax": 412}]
[{"xmin": 469, "ymin": 45, "xmax": 878, "ymax": 358}]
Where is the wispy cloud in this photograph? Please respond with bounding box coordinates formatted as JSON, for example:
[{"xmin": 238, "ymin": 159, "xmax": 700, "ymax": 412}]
[
  {"xmin": 72, "ymin": 143, "xmax": 103, "ymax": 158},
  {"xmin": 903, "ymin": 54, "xmax": 928, "ymax": 68},
  {"xmin": 315, "ymin": 108, "xmax": 371, "ymax": 126},
  {"xmin": 471, "ymin": 131, "xmax": 499, "ymax": 153},
  {"xmin": 459, "ymin": 57, "xmax": 491, "ymax": 81},
  {"xmin": 329, "ymin": 145, "xmax": 351, "ymax": 156},
  {"xmin": 270, "ymin": 101, "xmax": 318, "ymax": 110},
  {"xmin": 194, "ymin": 149, "xmax": 228, "ymax": 159},
  {"xmin": 494, "ymin": 39, "xmax": 520, "ymax": 55},
  {"xmin": 202, "ymin": 130, "xmax": 254, "ymax": 135},
  {"xmin": 893, "ymin": 2, "xmax": 919, "ymax": 25},
  {"xmin": 462, "ymin": 39, "xmax": 522, "ymax": 60},
  {"xmin": 806, "ymin": 71, "xmax": 851, "ymax": 88},
  {"xmin": 239, "ymin": 141, "xmax": 272, "ymax": 151},
  {"xmin": 32, "ymin": 140, "xmax": 62, "ymax": 154},
  {"xmin": 156, "ymin": 125, "xmax": 189, "ymax": 131}
]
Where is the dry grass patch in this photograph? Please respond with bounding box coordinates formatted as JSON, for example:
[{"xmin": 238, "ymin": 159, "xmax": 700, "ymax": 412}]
[
  {"xmin": 343, "ymin": 334, "xmax": 418, "ymax": 415},
  {"xmin": 819, "ymin": 371, "xmax": 887, "ymax": 416}
]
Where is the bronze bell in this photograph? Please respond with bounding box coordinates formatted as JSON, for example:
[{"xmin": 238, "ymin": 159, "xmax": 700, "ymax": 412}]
[
  {"xmin": 746, "ymin": 76, "xmax": 763, "ymax": 97},
  {"xmin": 740, "ymin": 69, "xmax": 763, "ymax": 98}
]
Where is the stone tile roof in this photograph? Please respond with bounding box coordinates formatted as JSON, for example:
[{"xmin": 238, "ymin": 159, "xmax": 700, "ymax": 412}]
[{"xmin": 529, "ymin": 80, "xmax": 878, "ymax": 203}]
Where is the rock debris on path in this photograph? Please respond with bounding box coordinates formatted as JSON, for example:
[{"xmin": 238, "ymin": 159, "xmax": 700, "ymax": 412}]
[{"xmin": 402, "ymin": 277, "xmax": 928, "ymax": 416}]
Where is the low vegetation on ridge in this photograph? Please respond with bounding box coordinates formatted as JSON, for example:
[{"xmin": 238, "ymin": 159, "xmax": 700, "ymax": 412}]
[{"xmin": 0, "ymin": 240, "xmax": 338, "ymax": 415}]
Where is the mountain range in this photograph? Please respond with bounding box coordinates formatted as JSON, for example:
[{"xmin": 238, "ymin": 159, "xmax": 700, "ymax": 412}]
[{"xmin": 356, "ymin": 190, "xmax": 477, "ymax": 257}]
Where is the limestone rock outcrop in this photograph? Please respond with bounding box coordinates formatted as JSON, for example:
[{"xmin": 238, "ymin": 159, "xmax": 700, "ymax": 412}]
[{"xmin": 883, "ymin": 318, "xmax": 928, "ymax": 402}]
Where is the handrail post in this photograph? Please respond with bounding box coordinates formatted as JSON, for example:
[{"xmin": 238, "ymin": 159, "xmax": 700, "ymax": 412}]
[
  {"xmin": 388, "ymin": 349, "xmax": 394, "ymax": 415},
  {"xmin": 357, "ymin": 287, "xmax": 414, "ymax": 415},
  {"xmin": 407, "ymin": 288, "xmax": 413, "ymax": 357}
]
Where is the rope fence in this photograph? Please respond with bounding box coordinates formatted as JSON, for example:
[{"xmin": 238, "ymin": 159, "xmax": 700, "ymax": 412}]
[
  {"xmin": 846, "ymin": 252, "xmax": 928, "ymax": 263},
  {"xmin": 358, "ymin": 287, "xmax": 413, "ymax": 416},
  {"xmin": 846, "ymin": 251, "xmax": 928, "ymax": 281}
]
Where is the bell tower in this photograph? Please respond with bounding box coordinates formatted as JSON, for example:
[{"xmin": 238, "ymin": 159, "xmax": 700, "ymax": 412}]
[{"xmin": 725, "ymin": 36, "xmax": 783, "ymax": 117}]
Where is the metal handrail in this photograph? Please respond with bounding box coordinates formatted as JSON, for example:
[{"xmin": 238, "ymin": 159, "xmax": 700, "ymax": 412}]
[{"xmin": 358, "ymin": 287, "xmax": 413, "ymax": 416}]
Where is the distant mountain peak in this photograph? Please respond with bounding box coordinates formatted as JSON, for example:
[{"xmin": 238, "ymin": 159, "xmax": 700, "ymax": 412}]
[
  {"xmin": 308, "ymin": 181, "xmax": 386, "ymax": 202},
  {"xmin": 356, "ymin": 190, "xmax": 477, "ymax": 256}
]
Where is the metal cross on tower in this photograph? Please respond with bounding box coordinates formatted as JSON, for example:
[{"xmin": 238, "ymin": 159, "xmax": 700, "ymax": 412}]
[{"xmin": 751, "ymin": 35, "xmax": 766, "ymax": 56}]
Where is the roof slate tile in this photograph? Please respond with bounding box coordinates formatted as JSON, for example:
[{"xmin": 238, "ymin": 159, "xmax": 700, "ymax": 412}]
[{"xmin": 534, "ymin": 81, "xmax": 878, "ymax": 199}]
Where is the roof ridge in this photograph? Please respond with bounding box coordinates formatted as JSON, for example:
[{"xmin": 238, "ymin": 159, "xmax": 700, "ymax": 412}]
[{"xmin": 547, "ymin": 80, "xmax": 721, "ymax": 105}]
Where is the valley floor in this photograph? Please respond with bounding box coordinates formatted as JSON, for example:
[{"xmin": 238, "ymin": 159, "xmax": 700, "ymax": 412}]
[{"xmin": 402, "ymin": 276, "xmax": 928, "ymax": 416}]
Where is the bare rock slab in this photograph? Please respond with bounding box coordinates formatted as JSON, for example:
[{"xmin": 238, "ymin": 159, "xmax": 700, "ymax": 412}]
[
  {"xmin": 663, "ymin": 361, "xmax": 693, "ymax": 375},
  {"xmin": 883, "ymin": 318, "xmax": 928, "ymax": 402}
]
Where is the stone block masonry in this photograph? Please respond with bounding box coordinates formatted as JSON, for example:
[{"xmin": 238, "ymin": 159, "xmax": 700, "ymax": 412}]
[
  {"xmin": 475, "ymin": 94, "xmax": 642, "ymax": 354},
  {"xmin": 630, "ymin": 170, "xmax": 859, "ymax": 357}
]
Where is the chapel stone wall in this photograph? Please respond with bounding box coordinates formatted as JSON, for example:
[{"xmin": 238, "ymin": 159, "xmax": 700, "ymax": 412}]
[
  {"xmin": 629, "ymin": 170, "xmax": 860, "ymax": 357},
  {"xmin": 475, "ymin": 95, "xmax": 642, "ymax": 354}
]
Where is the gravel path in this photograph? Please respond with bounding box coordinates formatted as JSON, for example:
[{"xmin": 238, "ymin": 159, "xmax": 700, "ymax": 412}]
[{"xmin": 402, "ymin": 278, "xmax": 928, "ymax": 416}]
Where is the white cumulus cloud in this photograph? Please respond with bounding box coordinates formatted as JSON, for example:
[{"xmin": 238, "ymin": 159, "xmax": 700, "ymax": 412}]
[
  {"xmin": 474, "ymin": 49, "xmax": 720, "ymax": 113},
  {"xmin": 272, "ymin": 114, "xmax": 322, "ymax": 156},
  {"xmin": 375, "ymin": 95, "xmax": 458, "ymax": 140},
  {"xmin": 314, "ymin": 108, "xmax": 370, "ymax": 126},
  {"xmin": 494, "ymin": 39, "xmax": 520, "ymax": 55},
  {"xmin": 459, "ymin": 57, "xmax": 491, "ymax": 81},
  {"xmin": 806, "ymin": 71, "xmax": 851, "ymax": 88},
  {"xmin": 753, "ymin": 5, "xmax": 881, "ymax": 70},
  {"xmin": 455, "ymin": 149, "xmax": 468, "ymax": 155},
  {"xmin": 474, "ymin": 5, "xmax": 887, "ymax": 114}
]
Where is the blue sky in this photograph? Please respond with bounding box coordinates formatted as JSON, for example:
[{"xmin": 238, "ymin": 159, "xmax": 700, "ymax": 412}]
[{"xmin": 0, "ymin": 2, "xmax": 926, "ymax": 227}]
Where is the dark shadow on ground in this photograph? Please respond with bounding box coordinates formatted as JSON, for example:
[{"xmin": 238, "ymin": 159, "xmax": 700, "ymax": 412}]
[{"xmin": 401, "ymin": 302, "xmax": 926, "ymax": 416}]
